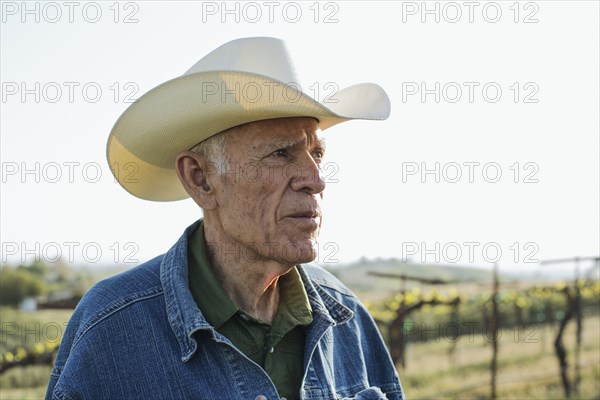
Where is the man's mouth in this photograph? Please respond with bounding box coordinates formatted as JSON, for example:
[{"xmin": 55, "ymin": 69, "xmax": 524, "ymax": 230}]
[
  {"xmin": 287, "ymin": 211, "xmax": 319, "ymax": 219},
  {"xmin": 286, "ymin": 210, "xmax": 321, "ymax": 228}
]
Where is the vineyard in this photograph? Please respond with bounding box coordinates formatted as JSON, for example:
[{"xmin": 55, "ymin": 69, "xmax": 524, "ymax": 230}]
[
  {"xmin": 1, "ymin": 264, "xmax": 599, "ymax": 399},
  {"xmin": 365, "ymin": 271, "xmax": 600, "ymax": 399}
]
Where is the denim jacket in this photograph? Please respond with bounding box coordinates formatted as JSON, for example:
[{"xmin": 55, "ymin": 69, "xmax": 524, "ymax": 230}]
[{"xmin": 46, "ymin": 221, "xmax": 404, "ymax": 400}]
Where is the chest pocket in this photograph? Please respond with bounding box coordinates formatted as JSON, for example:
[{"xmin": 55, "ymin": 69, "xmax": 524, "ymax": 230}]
[
  {"xmin": 342, "ymin": 386, "xmax": 388, "ymax": 399},
  {"xmin": 302, "ymin": 385, "xmax": 388, "ymax": 400}
]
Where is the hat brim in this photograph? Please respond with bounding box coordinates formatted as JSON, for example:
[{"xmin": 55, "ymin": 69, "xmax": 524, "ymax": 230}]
[{"xmin": 107, "ymin": 71, "xmax": 389, "ymax": 201}]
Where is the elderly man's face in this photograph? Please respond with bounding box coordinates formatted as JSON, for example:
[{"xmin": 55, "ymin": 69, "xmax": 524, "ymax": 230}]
[{"xmin": 211, "ymin": 117, "xmax": 326, "ymax": 265}]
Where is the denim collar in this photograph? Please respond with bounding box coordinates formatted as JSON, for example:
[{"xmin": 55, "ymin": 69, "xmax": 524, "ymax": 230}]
[{"xmin": 160, "ymin": 219, "xmax": 354, "ymax": 362}]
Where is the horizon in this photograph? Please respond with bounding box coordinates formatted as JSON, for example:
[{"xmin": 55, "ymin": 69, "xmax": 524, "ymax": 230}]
[{"xmin": 2, "ymin": 1, "xmax": 598, "ymax": 274}]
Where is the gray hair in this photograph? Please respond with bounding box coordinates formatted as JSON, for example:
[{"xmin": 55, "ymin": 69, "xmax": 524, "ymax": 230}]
[{"xmin": 189, "ymin": 131, "xmax": 230, "ymax": 174}]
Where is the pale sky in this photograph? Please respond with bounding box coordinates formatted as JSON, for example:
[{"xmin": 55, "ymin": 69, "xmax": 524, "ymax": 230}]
[{"xmin": 1, "ymin": 1, "xmax": 598, "ymax": 275}]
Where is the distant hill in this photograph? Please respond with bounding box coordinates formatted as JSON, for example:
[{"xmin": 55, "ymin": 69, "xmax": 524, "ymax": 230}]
[{"xmin": 320, "ymin": 258, "xmax": 496, "ymax": 301}]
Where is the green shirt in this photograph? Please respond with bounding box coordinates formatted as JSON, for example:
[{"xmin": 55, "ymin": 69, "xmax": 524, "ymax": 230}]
[{"xmin": 188, "ymin": 222, "xmax": 313, "ymax": 400}]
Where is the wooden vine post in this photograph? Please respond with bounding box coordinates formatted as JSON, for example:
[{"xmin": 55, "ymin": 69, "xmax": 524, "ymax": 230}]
[
  {"xmin": 368, "ymin": 272, "xmax": 460, "ymax": 369},
  {"xmin": 490, "ymin": 262, "xmax": 499, "ymax": 400},
  {"xmin": 540, "ymin": 255, "xmax": 599, "ymax": 396},
  {"xmin": 554, "ymin": 286, "xmax": 576, "ymax": 398}
]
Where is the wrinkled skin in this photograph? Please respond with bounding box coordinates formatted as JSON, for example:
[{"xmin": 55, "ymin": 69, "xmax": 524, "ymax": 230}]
[
  {"xmin": 210, "ymin": 117, "xmax": 325, "ymax": 265},
  {"xmin": 175, "ymin": 117, "xmax": 326, "ymax": 320}
]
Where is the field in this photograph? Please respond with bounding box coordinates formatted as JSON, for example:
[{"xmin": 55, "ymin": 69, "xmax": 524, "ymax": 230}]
[
  {"xmin": 1, "ymin": 309, "xmax": 599, "ymax": 399},
  {"xmin": 1, "ymin": 263, "xmax": 599, "ymax": 400},
  {"xmin": 1, "ymin": 308, "xmax": 72, "ymax": 400},
  {"xmin": 401, "ymin": 316, "xmax": 600, "ymax": 399}
]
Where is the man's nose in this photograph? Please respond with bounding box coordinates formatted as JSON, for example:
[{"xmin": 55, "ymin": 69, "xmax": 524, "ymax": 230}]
[{"xmin": 289, "ymin": 153, "xmax": 326, "ymax": 194}]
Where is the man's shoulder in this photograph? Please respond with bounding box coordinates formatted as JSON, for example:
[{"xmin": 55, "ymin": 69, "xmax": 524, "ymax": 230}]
[
  {"xmin": 83, "ymin": 254, "xmax": 164, "ymax": 303},
  {"xmin": 69, "ymin": 255, "xmax": 166, "ymax": 339},
  {"xmin": 299, "ymin": 263, "xmax": 356, "ymax": 298}
]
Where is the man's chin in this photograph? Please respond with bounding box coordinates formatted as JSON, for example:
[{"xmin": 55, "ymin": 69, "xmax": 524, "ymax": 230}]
[
  {"xmin": 293, "ymin": 252, "xmax": 318, "ymax": 265},
  {"xmin": 278, "ymin": 240, "xmax": 318, "ymax": 265}
]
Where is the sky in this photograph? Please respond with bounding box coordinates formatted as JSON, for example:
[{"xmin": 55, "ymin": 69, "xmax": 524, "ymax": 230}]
[{"xmin": 1, "ymin": 1, "xmax": 599, "ymax": 276}]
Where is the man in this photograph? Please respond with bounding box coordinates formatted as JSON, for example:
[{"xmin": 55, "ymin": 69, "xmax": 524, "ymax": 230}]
[{"xmin": 46, "ymin": 37, "xmax": 404, "ymax": 400}]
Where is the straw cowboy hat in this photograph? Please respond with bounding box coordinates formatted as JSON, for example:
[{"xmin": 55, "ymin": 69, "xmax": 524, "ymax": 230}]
[{"xmin": 107, "ymin": 37, "xmax": 390, "ymax": 201}]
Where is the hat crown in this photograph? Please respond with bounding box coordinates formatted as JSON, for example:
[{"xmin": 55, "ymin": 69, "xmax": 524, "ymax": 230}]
[
  {"xmin": 184, "ymin": 37, "xmax": 298, "ymax": 84},
  {"xmin": 108, "ymin": 36, "xmax": 390, "ymax": 201}
]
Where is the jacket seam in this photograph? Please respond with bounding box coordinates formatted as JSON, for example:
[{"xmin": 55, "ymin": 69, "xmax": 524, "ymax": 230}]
[
  {"xmin": 53, "ymin": 386, "xmax": 75, "ymax": 400},
  {"xmin": 49, "ymin": 364, "xmax": 63, "ymax": 377},
  {"xmin": 72, "ymin": 287, "xmax": 164, "ymax": 349},
  {"xmin": 311, "ymin": 279, "xmax": 356, "ymax": 299},
  {"xmin": 300, "ymin": 266, "xmax": 355, "ymax": 297}
]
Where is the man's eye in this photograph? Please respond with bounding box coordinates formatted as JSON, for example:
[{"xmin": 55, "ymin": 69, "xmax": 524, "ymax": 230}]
[
  {"xmin": 312, "ymin": 149, "xmax": 324, "ymax": 161},
  {"xmin": 272, "ymin": 149, "xmax": 288, "ymax": 158}
]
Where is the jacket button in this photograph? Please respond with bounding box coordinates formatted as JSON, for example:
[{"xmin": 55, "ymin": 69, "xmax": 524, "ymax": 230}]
[{"xmin": 255, "ymin": 396, "xmax": 267, "ymax": 400}]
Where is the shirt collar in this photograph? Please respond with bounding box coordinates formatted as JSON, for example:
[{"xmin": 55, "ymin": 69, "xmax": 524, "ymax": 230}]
[
  {"xmin": 189, "ymin": 220, "xmax": 313, "ymax": 331},
  {"xmin": 188, "ymin": 220, "xmax": 239, "ymax": 329},
  {"xmin": 161, "ymin": 219, "xmax": 352, "ymax": 362},
  {"xmin": 278, "ymin": 267, "xmax": 313, "ymax": 327},
  {"xmin": 160, "ymin": 219, "xmax": 210, "ymax": 362},
  {"xmin": 297, "ymin": 266, "xmax": 354, "ymax": 326}
]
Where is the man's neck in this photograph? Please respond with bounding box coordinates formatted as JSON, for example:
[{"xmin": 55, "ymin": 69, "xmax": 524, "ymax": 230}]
[{"xmin": 202, "ymin": 219, "xmax": 293, "ymax": 324}]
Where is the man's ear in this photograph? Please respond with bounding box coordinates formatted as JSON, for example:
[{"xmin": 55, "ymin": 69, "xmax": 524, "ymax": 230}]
[{"xmin": 175, "ymin": 151, "xmax": 218, "ymax": 210}]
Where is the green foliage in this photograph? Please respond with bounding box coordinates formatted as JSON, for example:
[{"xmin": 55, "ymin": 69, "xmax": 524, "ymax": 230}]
[
  {"xmin": 1, "ymin": 307, "xmax": 72, "ymax": 378},
  {"xmin": 367, "ymin": 280, "xmax": 600, "ymax": 345},
  {"xmin": 19, "ymin": 261, "xmax": 50, "ymax": 278},
  {"xmin": 0, "ymin": 365, "xmax": 52, "ymax": 389},
  {"xmin": 0, "ymin": 266, "xmax": 46, "ymax": 306},
  {"xmin": 0, "ymin": 307, "xmax": 72, "ymax": 353}
]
